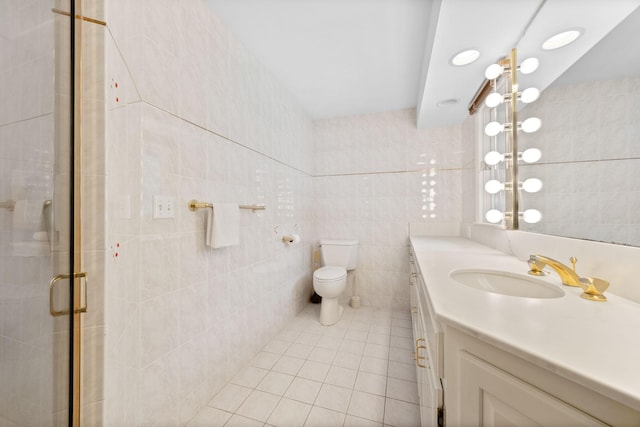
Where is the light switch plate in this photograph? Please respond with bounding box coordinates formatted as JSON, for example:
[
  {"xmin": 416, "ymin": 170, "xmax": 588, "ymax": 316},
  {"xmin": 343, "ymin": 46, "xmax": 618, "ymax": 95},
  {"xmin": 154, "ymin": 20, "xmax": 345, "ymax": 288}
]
[{"xmin": 153, "ymin": 196, "xmax": 175, "ymax": 219}]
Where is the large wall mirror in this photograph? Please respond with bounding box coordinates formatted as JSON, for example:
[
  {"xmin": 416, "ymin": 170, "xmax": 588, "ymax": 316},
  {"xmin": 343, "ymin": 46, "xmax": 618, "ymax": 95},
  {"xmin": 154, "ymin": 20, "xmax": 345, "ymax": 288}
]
[{"xmin": 513, "ymin": 5, "xmax": 640, "ymax": 247}]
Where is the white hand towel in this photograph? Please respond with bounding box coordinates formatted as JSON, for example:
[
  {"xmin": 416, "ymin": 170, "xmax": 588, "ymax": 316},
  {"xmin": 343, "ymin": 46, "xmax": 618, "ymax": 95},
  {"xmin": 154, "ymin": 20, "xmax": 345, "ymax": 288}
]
[{"xmin": 206, "ymin": 203, "xmax": 239, "ymax": 248}]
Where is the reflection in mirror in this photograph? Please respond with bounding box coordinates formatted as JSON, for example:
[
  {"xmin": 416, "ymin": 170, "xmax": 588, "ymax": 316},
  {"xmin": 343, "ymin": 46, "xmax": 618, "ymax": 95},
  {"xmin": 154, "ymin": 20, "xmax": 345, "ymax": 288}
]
[{"xmin": 518, "ymin": 7, "xmax": 640, "ymax": 246}]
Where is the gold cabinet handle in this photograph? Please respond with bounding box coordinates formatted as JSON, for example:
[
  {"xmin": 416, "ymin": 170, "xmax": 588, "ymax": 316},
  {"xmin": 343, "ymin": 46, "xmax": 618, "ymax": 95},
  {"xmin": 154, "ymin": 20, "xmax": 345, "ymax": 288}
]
[
  {"xmin": 415, "ymin": 338, "xmax": 427, "ymax": 368},
  {"xmin": 49, "ymin": 272, "xmax": 88, "ymax": 317}
]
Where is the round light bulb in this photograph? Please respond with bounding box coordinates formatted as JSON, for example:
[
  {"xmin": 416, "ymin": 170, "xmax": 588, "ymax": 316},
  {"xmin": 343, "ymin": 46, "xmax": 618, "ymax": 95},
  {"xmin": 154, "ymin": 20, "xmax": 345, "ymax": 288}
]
[
  {"xmin": 520, "ymin": 87, "xmax": 540, "ymax": 104},
  {"xmin": 485, "ymin": 92, "xmax": 504, "ymax": 108},
  {"xmin": 485, "ymin": 121, "xmax": 504, "ymax": 137},
  {"xmin": 485, "ymin": 63, "xmax": 504, "ymax": 80},
  {"xmin": 486, "ymin": 209, "xmax": 503, "ymax": 224},
  {"xmin": 484, "ymin": 151, "xmax": 504, "ymax": 166},
  {"xmin": 522, "ymin": 178, "xmax": 543, "ymax": 193},
  {"xmin": 522, "ymin": 209, "xmax": 542, "ymax": 224},
  {"xmin": 484, "ymin": 180, "xmax": 504, "ymax": 194},
  {"xmin": 521, "ymin": 148, "xmax": 542, "ymax": 163},
  {"xmin": 521, "ymin": 117, "xmax": 541, "ymax": 133},
  {"xmin": 519, "ymin": 57, "xmax": 539, "ymax": 74}
]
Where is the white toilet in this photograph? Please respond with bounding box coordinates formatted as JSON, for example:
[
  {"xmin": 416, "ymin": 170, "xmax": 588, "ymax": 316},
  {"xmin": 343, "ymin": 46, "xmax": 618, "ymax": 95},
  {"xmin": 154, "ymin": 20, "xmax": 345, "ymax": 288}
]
[{"xmin": 313, "ymin": 239, "xmax": 359, "ymax": 326}]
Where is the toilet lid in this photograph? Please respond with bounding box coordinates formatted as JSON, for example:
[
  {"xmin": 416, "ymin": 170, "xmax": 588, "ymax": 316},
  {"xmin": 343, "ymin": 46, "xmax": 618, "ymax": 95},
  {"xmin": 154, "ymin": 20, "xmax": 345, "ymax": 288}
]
[{"xmin": 314, "ymin": 266, "xmax": 347, "ymax": 281}]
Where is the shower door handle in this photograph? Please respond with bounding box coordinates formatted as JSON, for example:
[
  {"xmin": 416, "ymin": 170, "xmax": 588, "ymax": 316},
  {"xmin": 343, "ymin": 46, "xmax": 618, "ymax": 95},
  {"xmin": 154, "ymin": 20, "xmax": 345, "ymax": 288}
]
[{"xmin": 49, "ymin": 272, "xmax": 88, "ymax": 316}]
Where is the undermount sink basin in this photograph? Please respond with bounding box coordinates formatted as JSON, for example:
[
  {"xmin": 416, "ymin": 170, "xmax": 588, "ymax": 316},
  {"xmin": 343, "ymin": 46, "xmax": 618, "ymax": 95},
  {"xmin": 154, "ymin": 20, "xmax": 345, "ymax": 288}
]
[{"xmin": 450, "ymin": 269, "xmax": 565, "ymax": 299}]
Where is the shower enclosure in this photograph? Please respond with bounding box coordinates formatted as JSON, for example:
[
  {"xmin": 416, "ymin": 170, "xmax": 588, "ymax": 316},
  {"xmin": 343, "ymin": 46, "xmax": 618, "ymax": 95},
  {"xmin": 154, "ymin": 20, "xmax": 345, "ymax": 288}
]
[{"xmin": 0, "ymin": 0, "xmax": 84, "ymax": 425}]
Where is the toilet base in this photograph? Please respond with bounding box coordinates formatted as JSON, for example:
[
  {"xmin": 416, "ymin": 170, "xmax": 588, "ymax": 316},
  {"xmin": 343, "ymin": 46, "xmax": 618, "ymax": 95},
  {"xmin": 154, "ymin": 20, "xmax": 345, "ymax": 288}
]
[{"xmin": 319, "ymin": 298, "xmax": 344, "ymax": 326}]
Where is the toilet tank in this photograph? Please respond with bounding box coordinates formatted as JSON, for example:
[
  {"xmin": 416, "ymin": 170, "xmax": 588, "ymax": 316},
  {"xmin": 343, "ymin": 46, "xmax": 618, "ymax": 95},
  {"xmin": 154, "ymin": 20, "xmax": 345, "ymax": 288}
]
[{"xmin": 319, "ymin": 239, "xmax": 359, "ymax": 270}]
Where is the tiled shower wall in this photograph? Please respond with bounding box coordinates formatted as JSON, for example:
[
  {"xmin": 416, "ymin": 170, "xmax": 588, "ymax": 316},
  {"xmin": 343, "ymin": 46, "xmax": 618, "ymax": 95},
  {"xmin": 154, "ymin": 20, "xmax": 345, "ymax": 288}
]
[
  {"xmin": 104, "ymin": 0, "xmax": 315, "ymax": 425},
  {"xmin": 313, "ymin": 110, "xmax": 464, "ymax": 309},
  {"xmin": 519, "ymin": 77, "xmax": 640, "ymax": 245},
  {"xmin": 0, "ymin": 3, "xmax": 59, "ymax": 425}
]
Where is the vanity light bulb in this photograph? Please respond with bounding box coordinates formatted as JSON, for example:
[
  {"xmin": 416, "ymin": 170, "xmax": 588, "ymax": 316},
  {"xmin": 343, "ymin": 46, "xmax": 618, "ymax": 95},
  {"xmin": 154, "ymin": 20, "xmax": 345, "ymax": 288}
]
[
  {"xmin": 484, "ymin": 180, "xmax": 504, "ymax": 194},
  {"xmin": 485, "ymin": 63, "xmax": 504, "ymax": 80},
  {"xmin": 522, "ymin": 209, "xmax": 542, "ymax": 224},
  {"xmin": 521, "ymin": 148, "xmax": 542, "ymax": 163},
  {"xmin": 486, "ymin": 209, "xmax": 503, "ymax": 224},
  {"xmin": 484, "ymin": 151, "xmax": 504, "ymax": 166},
  {"xmin": 485, "ymin": 121, "xmax": 504, "ymax": 137},
  {"xmin": 519, "ymin": 57, "xmax": 539, "ymax": 74},
  {"xmin": 521, "ymin": 117, "xmax": 542, "ymax": 133},
  {"xmin": 522, "ymin": 178, "xmax": 543, "ymax": 193},
  {"xmin": 520, "ymin": 87, "xmax": 540, "ymax": 104},
  {"xmin": 485, "ymin": 92, "xmax": 504, "ymax": 108}
]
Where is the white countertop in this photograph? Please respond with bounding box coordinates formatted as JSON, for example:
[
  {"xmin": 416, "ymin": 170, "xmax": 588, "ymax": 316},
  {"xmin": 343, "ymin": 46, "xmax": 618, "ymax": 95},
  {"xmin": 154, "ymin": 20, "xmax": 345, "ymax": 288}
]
[{"xmin": 410, "ymin": 236, "xmax": 640, "ymax": 411}]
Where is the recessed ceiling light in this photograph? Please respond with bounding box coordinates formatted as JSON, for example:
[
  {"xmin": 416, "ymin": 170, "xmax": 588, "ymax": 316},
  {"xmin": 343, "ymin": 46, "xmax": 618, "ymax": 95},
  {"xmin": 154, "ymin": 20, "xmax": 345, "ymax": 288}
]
[
  {"xmin": 436, "ymin": 98, "xmax": 459, "ymax": 108},
  {"xmin": 450, "ymin": 49, "xmax": 480, "ymax": 66},
  {"xmin": 542, "ymin": 29, "xmax": 582, "ymax": 50}
]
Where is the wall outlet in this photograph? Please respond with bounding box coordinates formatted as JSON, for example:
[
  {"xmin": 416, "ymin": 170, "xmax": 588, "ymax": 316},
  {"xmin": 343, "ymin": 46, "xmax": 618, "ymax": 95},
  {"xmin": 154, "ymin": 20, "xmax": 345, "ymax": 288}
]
[{"xmin": 153, "ymin": 196, "xmax": 176, "ymax": 219}]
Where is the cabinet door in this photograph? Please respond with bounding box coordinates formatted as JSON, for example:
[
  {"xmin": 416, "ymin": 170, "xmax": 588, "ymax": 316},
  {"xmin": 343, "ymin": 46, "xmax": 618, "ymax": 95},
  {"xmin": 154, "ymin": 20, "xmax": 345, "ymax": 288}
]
[{"xmin": 457, "ymin": 351, "xmax": 606, "ymax": 426}]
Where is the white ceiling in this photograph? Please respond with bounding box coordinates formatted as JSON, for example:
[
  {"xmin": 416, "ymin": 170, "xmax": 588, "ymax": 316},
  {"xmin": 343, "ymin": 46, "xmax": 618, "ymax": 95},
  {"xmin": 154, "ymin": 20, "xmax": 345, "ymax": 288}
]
[{"xmin": 207, "ymin": 0, "xmax": 640, "ymax": 128}]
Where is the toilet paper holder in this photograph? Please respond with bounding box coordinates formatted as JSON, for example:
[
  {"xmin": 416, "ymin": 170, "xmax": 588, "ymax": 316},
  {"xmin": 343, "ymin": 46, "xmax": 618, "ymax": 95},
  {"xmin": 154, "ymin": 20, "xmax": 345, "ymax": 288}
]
[{"xmin": 282, "ymin": 234, "xmax": 300, "ymax": 245}]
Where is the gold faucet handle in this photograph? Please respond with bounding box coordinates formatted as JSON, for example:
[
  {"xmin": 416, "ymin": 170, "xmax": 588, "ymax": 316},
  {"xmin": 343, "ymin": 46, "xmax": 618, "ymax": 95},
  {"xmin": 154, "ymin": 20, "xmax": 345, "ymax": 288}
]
[
  {"xmin": 578, "ymin": 277, "xmax": 609, "ymax": 302},
  {"xmin": 569, "ymin": 257, "xmax": 577, "ymax": 272},
  {"xmin": 527, "ymin": 256, "xmax": 545, "ymax": 276}
]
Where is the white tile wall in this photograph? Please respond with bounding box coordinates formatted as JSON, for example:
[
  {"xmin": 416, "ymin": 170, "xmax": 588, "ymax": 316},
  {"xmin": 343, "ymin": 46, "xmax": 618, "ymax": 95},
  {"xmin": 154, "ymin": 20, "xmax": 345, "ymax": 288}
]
[
  {"xmin": 313, "ymin": 110, "xmax": 464, "ymax": 309},
  {"xmin": 103, "ymin": 0, "xmax": 315, "ymax": 425}
]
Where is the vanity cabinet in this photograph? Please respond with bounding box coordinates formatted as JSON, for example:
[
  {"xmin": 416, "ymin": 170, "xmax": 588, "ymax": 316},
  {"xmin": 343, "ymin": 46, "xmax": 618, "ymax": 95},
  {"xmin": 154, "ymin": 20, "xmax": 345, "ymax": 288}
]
[
  {"xmin": 409, "ymin": 239, "xmax": 640, "ymax": 427},
  {"xmin": 409, "ymin": 248, "xmax": 443, "ymax": 427}
]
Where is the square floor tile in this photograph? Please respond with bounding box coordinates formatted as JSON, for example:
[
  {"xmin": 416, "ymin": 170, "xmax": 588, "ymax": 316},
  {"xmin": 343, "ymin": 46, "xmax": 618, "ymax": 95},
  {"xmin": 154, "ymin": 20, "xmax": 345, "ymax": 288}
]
[
  {"xmin": 285, "ymin": 342, "xmax": 314, "ymax": 359},
  {"xmin": 390, "ymin": 326, "xmax": 412, "ymax": 338},
  {"xmin": 345, "ymin": 329, "xmax": 368, "ymax": 342},
  {"xmin": 250, "ymin": 351, "xmax": 281, "ymax": 370},
  {"xmin": 304, "ymin": 406, "xmax": 346, "ymax": 427},
  {"xmin": 363, "ymin": 343, "xmax": 389, "ymax": 360},
  {"xmin": 387, "ymin": 360, "xmax": 417, "ymax": 382},
  {"xmin": 339, "ymin": 340, "xmax": 365, "ymax": 355},
  {"xmin": 386, "ymin": 377, "xmax": 419, "ymax": 404},
  {"xmin": 315, "ymin": 383, "xmax": 352, "ymax": 413},
  {"xmin": 307, "ymin": 347, "xmax": 337, "ymax": 364},
  {"xmin": 235, "ymin": 390, "xmax": 280, "ymax": 422},
  {"xmin": 359, "ymin": 356, "xmax": 388, "ymax": 376},
  {"xmin": 295, "ymin": 332, "xmax": 322, "ymax": 346},
  {"xmin": 366, "ymin": 333, "xmax": 390, "ymax": 346},
  {"xmin": 230, "ymin": 366, "xmax": 269, "ymax": 388},
  {"xmin": 343, "ymin": 414, "xmax": 383, "ymax": 427},
  {"xmin": 263, "ymin": 339, "xmax": 291, "ymax": 355},
  {"xmin": 256, "ymin": 371, "xmax": 295, "ymax": 396},
  {"xmin": 349, "ymin": 321, "xmax": 370, "ymax": 332},
  {"xmin": 323, "ymin": 326, "xmax": 347, "ymax": 338},
  {"xmin": 354, "ymin": 371, "xmax": 387, "ymax": 396},
  {"xmin": 186, "ymin": 407, "xmax": 232, "ymax": 426},
  {"xmin": 347, "ymin": 390, "xmax": 385, "ymax": 423},
  {"xmin": 388, "ymin": 347, "xmax": 414, "ymax": 365},
  {"xmin": 390, "ymin": 335, "xmax": 413, "ymax": 350},
  {"xmin": 224, "ymin": 414, "xmax": 264, "ymax": 427},
  {"xmin": 316, "ymin": 335, "xmax": 343, "ymax": 351},
  {"xmin": 272, "ymin": 355, "xmax": 305, "ymax": 376},
  {"xmin": 284, "ymin": 377, "xmax": 322, "ymax": 404},
  {"xmin": 267, "ymin": 397, "xmax": 312, "ymax": 426},
  {"xmin": 333, "ymin": 351, "xmax": 361, "ymax": 370},
  {"xmin": 325, "ymin": 365, "xmax": 358, "ymax": 389},
  {"xmin": 208, "ymin": 383, "xmax": 252, "ymax": 412},
  {"xmin": 384, "ymin": 397, "xmax": 421, "ymax": 426},
  {"xmin": 298, "ymin": 360, "xmax": 330, "ymax": 382}
]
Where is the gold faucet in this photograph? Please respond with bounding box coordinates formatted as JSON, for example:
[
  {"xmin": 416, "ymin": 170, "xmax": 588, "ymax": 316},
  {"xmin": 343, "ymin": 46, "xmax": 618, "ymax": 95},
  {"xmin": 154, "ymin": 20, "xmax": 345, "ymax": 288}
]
[{"xmin": 528, "ymin": 254, "xmax": 609, "ymax": 302}]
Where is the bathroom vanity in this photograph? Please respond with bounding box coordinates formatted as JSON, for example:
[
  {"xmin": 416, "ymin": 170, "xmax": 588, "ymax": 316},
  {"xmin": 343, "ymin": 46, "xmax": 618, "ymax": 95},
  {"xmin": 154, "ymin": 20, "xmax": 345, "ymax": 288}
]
[{"xmin": 409, "ymin": 236, "xmax": 640, "ymax": 426}]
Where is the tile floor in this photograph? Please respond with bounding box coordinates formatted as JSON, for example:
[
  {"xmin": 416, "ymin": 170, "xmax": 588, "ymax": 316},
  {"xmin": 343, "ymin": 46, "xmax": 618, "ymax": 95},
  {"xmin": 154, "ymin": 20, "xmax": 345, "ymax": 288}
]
[{"xmin": 188, "ymin": 304, "xmax": 421, "ymax": 427}]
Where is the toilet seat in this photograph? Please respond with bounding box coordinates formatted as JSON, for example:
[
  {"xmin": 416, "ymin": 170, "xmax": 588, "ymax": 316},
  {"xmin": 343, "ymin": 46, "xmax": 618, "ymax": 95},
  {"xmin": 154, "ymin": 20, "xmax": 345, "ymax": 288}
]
[{"xmin": 314, "ymin": 266, "xmax": 347, "ymax": 282}]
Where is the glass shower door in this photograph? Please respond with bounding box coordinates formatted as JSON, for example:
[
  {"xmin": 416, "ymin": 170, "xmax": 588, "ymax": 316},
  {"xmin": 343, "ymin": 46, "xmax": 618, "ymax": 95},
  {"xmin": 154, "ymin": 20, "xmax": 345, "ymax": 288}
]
[{"xmin": 0, "ymin": 1, "xmax": 80, "ymax": 425}]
